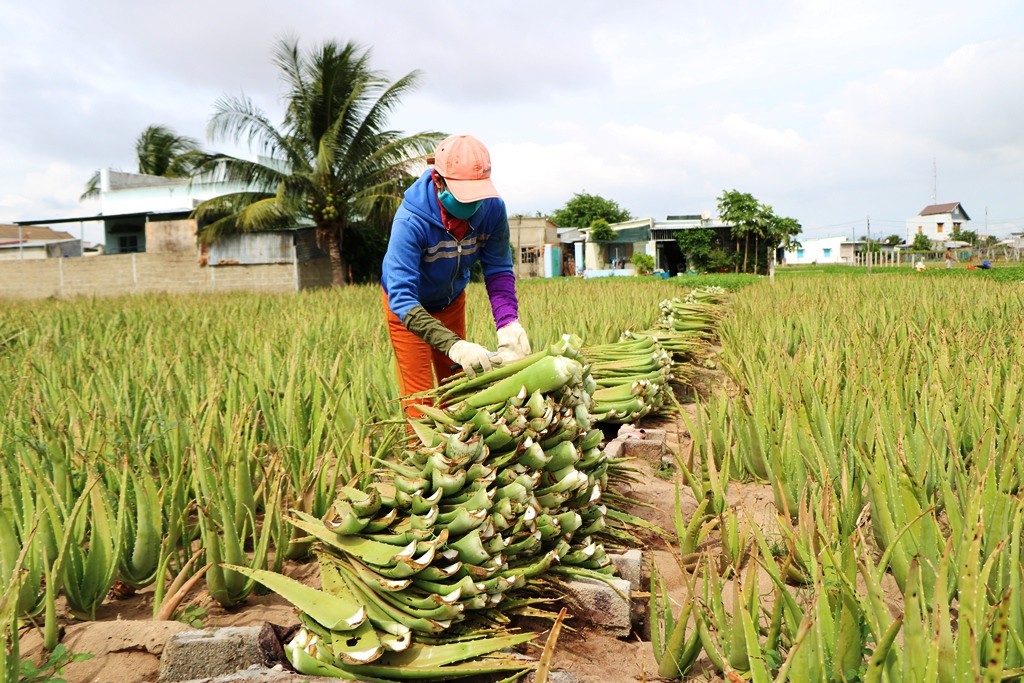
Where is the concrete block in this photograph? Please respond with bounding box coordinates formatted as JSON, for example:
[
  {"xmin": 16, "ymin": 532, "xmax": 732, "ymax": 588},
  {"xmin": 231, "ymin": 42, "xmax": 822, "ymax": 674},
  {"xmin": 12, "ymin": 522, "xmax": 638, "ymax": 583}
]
[
  {"xmin": 523, "ymin": 669, "xmax": 581, "ymax": 683},
  {"xmin": 616, "ymin": 425, "xmax": 666, "ymax": 444},
  {"xmin": 177, "ymin": 664, "xmax": 344, "ymax": 682},
  {"xmin": 609, "ymin": 549, "xmax": 642, "ymax": 590},
  {"xmin": 620, "ymin": 438, "xmax": 664, "ymax": 463},
  {"xmin": 159, "ymin": 626, "xmax": 269, "ymax": 682},
  {"xmin": 564, "ymin": 577, "xmax": 632, "ymax": 637},
  {"xmin": 603, "ymin": 439, "xmax": 624, "ymax": 460},
  {"xmin": 613, "ymin": 426, "xmax": 666, "ymax": 463}
]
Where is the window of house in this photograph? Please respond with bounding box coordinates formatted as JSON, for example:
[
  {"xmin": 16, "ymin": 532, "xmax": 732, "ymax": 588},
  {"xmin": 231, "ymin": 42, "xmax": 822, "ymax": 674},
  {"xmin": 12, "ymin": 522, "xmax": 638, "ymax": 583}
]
[
  {"xmin": 520, "ymin": 247, "xmax": 539, "ymax": 264},
  {"xmin": 953, "ymin": 222, "xmax": 961, "ymax": 232},
  {"xmin": 917, "ymin": 225, "xmax": 923, "ymax": 234},
  {"xmin": 118, "ymin": 235, "xmax": 140, "ymax": 253},
  {"xmin": 823, "ymin": 248, "xmax": 832, "ymax": 258},
  {"xmin": 797, "ymin": 248, "xmax": 805, "ymax": 259},
  {"xmin": 936, "ymin": 222, "xmax": 944, "ymax": 233}
]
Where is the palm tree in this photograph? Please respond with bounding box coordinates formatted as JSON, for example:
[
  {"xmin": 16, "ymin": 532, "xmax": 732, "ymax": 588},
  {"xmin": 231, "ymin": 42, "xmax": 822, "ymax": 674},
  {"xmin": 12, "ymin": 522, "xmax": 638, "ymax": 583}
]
[
  {"xmin": 134, "ymin": 126, "xmax": 204, "ymax": 177},
  {"xmin": 191, "ymin": 38, "xmax": 443, "ymax": 286},
  {"xmin": 80, "ymin": 125, "xmax": 203, "ymax": 200}
]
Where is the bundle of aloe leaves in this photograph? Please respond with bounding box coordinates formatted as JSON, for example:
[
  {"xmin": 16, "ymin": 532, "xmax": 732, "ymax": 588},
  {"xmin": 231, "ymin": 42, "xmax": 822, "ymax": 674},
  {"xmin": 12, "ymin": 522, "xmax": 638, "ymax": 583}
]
[{"xmin": 235, "ymin": 334, "xmax": 618, "ymax": 681}]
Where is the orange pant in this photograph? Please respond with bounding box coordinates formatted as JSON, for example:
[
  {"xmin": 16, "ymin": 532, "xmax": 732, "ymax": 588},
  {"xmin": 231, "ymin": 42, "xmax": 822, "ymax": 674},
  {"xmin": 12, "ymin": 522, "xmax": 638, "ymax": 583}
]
[{"xmin": 383, "ymin": 290, "xmax": 466, "ymax": 419}]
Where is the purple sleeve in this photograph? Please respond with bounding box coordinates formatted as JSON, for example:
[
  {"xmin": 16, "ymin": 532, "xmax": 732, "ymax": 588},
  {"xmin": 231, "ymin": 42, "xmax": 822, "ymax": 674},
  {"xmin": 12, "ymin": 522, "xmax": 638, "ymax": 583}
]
[{"xmin": 485, "ymin": 271, "xmax": 519, "ymax": 329}]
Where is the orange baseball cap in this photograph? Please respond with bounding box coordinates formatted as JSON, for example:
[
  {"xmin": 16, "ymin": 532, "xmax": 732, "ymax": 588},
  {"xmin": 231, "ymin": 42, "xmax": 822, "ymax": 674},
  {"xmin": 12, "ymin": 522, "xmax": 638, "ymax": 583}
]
[{"xmin": 432, "ymin": 134, "xmax": 499, "ymax": 202}]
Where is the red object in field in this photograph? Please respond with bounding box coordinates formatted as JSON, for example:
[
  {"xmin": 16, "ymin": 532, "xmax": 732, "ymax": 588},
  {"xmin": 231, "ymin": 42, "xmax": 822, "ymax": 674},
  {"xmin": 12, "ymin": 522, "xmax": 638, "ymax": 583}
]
[{"xmin": 967, "ymin": 265, "xmax": 976, "ymax": 270}]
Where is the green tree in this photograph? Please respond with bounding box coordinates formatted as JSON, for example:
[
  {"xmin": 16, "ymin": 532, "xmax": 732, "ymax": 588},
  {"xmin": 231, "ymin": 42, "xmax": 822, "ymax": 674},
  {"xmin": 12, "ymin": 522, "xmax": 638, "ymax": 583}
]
[
  {"xmin": 950, "ymin": 227, "xmax": 974, "ymax": 245},
  {"xmin": 674, "ymin": 227, "xmax": 740, "ymax": 273},
  {"xmin": 717, "ymin": 190, "xmax": 801, "ymax": 274},
  {"xmin": 762, "ymin": 212, "xmax": 802, "ymax": 269},
  {"xmin": 630, "ymin": 252, "xmax": 654, "ymax": 274},
  {"xmin": 717, "ymin": 189, "xmax": 760, "ymax": 273},
  {"xmin": 587, "ymin": 218, "xmax": 616, "ymax": 242},
  {"xmin": 857, "ymin": 236, "xmax": 882, "ymax": 253},
  {"xmin": 674, "ymin": 228, "xmax": 715, "ymax": 272},
  {"xmin": 587, "ymin": 218, "xmax": 616, "ymax": 266},
  {"xmin": 192, "ymin": 38, "xmax": 442, "ymax": 286},
  {"xmin": 549, "ymin": 192, "xmax": 631, "ymax": 228},
  {"xmin": 911, "ymin": 233, "xmax": 933, "ymax": 251},
  {"xmin": 80, "ymin": 125, "xmax": 203, "ymax": 200},
  {"xmin": 882, "ymin": 234, "xmax": 902, "ymax": 246}
]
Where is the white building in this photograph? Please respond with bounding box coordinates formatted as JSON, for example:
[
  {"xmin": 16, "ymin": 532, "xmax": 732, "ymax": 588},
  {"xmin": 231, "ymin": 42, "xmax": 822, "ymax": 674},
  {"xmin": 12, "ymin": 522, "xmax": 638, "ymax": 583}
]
[
  {"xmin": 93, "ymin": 168, "xmax": 253, "ymax": 254},
  {"xmin": 906, "ymin": 202, "xmax": 971, "ymax": 245},
  {"xmin": 782, "ymin": 236, "xmax": 857, "ymax": 265},
  {"xmin": 573, "ymin": 214, "xmax": 734, "ymax": 276}
]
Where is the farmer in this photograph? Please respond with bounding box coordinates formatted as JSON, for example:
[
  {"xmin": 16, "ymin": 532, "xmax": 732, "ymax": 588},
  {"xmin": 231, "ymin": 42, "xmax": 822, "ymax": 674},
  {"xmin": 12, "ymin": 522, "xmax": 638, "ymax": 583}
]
[{"xmin": 381, "ymin": 134, "xmax": 531, "ymax": 417}]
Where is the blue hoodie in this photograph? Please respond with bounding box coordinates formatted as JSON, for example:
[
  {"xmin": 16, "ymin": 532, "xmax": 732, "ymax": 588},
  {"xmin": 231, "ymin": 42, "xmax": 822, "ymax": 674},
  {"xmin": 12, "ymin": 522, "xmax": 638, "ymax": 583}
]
[{"xmin": 382, "ymin": 169, "xmax": 514, "ymax": 323}]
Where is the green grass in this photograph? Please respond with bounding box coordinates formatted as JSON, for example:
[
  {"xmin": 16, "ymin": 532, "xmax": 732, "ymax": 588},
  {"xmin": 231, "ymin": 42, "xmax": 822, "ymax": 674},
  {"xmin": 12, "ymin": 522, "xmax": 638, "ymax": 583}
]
[
  {"xmin": 775, "ymin": 263, "xmax": 1024, "ymax": 283},
  {"xmin": 668, "ymin": 273, "xmax": 760, "ymax": 290}
]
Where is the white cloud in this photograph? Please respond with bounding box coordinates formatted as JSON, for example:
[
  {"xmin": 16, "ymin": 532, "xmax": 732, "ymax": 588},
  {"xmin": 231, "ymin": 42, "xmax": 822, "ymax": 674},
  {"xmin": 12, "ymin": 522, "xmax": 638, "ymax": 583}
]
[{"xmin": 0, "ymin": 0, "xmax": 1021, "ymax": 241}]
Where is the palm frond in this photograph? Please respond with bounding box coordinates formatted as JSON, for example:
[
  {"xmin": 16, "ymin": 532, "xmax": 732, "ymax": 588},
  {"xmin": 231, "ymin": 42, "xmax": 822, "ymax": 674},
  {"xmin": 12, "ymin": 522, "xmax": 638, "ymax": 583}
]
[
  {"xmin": 80, "ymin": 170, "xmax": 101, "ymax": 201},
  {"xmin": 208, "ymin": 94, "xmax": 292, "ymax": 165},
  {"xmin": 193, "ymin": 194, "xmax": 293, "ymax": 244}
]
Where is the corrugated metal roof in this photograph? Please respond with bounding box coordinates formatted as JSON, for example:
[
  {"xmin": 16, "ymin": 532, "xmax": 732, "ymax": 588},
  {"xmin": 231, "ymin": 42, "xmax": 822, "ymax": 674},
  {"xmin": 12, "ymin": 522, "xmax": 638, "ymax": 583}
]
[{"xmin": 13, "ymin": 210, "xmax": 191, "ymax": 226}]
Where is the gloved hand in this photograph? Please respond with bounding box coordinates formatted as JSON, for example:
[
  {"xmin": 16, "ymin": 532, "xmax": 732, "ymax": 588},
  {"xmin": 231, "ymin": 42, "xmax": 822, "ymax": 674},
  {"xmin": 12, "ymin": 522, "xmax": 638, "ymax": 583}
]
[
  {"xmin": 448, "ymin": 340, "xmax": 500, "ymax": 378},
  {"xmin": 496, "ymin": 320, "xmax": 531, "ymax": 363}
]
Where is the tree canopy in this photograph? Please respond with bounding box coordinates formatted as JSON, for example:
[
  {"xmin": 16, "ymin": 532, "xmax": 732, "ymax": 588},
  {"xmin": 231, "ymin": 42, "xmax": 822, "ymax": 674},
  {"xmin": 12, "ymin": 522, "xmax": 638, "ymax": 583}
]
[
  {"xmin": 587, "ymin": 218, "xmax": 616, "ymax": 241},
  {"xmin": 549, "ymin": 192, "xmax": 631, "ymax": 228},
  {"xmin": 192, "ymin": 38, "xmax": 442, "ymax": 285},
  {"xmin": 911, "ymin": 233, "xmax": 933, "ymax": 251},
  {"xmin": 717, "ymin": 189, "xmax": 802, "ymax": 274}
]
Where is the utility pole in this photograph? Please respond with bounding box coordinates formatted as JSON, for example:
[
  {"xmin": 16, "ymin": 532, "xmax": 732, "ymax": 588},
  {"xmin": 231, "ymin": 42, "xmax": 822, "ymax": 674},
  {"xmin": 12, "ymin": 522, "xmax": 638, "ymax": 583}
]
[{"xmin": 866, "ymin": 216, "xmax": 872, "ymax": 273}]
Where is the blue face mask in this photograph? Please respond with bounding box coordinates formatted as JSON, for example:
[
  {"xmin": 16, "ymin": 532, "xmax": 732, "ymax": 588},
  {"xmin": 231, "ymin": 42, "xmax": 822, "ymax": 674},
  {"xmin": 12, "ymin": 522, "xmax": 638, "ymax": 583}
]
[{"xmin": 438, "ymin": 189, "xmax": 483, "ymax": 219}]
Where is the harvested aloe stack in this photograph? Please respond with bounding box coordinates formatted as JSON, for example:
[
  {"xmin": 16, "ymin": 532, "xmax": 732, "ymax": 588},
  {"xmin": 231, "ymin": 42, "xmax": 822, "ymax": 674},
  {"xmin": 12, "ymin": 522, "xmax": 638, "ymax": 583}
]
[
  {"xmin": 582, "ymin": 334, "xmax": 674, "ymax": 424},
  {"xmin": 629, "ymin": 286, "xmax": 727, "ymax": 381},
  {"xmin": 243, "ymin": 334, "xmax": 614, "ymax": 680}
]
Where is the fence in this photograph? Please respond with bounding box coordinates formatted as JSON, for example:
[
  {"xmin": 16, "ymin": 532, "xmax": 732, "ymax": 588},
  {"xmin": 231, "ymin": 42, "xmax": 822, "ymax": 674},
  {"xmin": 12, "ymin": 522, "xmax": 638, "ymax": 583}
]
[{"xmin": 0, "ymin": 252, "xmax": 335, "ymax": 300}]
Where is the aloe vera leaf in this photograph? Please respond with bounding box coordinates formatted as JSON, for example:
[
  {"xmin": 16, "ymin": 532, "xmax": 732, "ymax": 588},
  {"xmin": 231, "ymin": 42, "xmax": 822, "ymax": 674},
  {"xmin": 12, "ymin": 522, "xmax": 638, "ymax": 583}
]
[{"xmin": 225, "ymin": 564, "xmax": 365, "ymax": 631}]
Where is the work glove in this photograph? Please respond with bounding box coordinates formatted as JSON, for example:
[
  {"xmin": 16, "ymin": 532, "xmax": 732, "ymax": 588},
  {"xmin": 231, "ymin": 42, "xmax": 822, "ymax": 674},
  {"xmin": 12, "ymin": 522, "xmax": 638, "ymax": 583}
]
[
  {"xmin": 496, "ymin": 320, "xmax": 531, "ymax": 364},
  {"xmin": 448, "ymin": 340, "xmax": 500, "ymax": 378}
]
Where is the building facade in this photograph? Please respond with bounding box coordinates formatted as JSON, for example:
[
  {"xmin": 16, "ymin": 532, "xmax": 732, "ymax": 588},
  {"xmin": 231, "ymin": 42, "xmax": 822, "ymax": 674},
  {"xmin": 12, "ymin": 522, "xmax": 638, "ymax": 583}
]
[
  {"xmin": 509, "ymin": 216, "xmax": 559, "ymax": 279},
  {"xmin": 782, "ymin": 236, "xmax": 857, "ymax": 265},
  {"xmin": 906, "ymin": 202, "xmax": 971, "ymax": 244}
]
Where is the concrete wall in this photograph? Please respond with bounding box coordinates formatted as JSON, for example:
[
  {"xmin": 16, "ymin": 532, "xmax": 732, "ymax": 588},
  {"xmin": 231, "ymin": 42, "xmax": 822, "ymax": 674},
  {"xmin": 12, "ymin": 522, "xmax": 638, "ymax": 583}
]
[
  {"xmin": 0, "ymin": 246, "xmax": 48, "ymax": 261},
  {"xmin": 0, "ymin": 252, "xmax": 334, "ymax": 300},
  {"xmin": 146, "ymin": 219, "xmax": 197, "ymax": 254}
]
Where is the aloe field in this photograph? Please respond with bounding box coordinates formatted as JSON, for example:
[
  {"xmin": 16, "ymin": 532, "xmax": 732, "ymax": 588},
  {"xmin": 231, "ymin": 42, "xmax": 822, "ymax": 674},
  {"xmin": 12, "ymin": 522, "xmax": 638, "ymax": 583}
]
[
  {"xmin": 4, "ymin": 269, "xmax": 1024, "ymax": 681},
  {"xmin": 655, "ymin": 270, "xmax": 1024, "ymax": 681},
  {"xmin": 0, "ymin": 277, "xmax": 689, "ymax": 679}
]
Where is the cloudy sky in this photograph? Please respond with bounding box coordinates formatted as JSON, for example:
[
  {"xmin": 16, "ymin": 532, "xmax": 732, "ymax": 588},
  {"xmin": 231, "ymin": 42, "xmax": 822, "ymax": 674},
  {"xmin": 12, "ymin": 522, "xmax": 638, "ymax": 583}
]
[{"xmin": 1, "ymin": 0, "xmax": 1022, "ymax": 245}]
